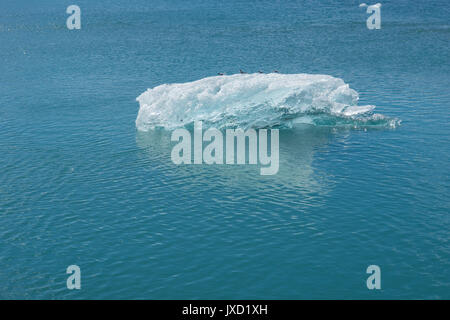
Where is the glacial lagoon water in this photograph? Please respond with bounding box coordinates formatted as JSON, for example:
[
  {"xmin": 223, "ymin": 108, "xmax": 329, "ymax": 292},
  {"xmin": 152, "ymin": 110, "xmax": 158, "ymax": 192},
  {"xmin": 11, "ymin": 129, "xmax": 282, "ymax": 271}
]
[{"xmin": 0, "ymin": 0, "xmax": 449, "ymax": 299}]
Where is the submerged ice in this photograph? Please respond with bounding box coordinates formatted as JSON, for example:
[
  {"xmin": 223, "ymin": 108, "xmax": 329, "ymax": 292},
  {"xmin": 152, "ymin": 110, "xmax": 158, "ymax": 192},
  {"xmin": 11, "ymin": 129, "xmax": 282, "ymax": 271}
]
[{"xmin": 136, "ymin": 73, "xmax": 399, "ymax": 131}]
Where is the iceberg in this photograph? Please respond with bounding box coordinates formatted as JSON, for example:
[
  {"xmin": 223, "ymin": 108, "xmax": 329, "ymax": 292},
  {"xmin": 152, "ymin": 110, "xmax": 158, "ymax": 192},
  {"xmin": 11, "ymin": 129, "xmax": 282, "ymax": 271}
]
[{"xmin": 136, "ymin": 73, "xmax": 399, "ymax": 131}]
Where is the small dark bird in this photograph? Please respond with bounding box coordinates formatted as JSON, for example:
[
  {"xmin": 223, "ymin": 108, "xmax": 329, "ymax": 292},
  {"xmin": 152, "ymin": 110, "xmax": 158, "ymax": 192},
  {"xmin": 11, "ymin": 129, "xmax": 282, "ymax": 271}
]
[
  {"xmin": 240, "ymin": 69, "xmax": 247, "ymax": 74},
  {"xmin": 258, "ymin": 70, "xmax": 264, "ymax": 74},
  {"xmin": 273, "ymin": 70, "xmax": 279, "ymax": 73},
  {"xmin": 217, "ymin": 73, "xmax": 224, "ymax": 76}
]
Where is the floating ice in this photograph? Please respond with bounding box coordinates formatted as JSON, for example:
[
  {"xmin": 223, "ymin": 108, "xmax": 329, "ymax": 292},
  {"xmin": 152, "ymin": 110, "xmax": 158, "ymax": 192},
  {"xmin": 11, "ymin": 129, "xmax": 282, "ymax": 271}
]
[{"xmin": 136, "ymin": 73, "xmax": 399, "ymax": 131}]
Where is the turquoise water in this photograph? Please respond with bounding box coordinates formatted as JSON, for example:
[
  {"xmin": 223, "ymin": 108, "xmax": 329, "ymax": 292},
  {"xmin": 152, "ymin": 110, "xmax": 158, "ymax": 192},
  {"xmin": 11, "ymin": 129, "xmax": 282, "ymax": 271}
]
[{"xmin": 0, "ymin": 0, "xmax": 449, "ymax": 299}]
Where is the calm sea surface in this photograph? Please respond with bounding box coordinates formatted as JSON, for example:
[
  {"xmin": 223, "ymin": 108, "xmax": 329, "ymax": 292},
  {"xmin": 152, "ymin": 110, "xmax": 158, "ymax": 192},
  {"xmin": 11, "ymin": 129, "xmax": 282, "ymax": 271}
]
[{"xmin": 0, "ymin": 0, "xmax": 449, "ymax": 299}]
